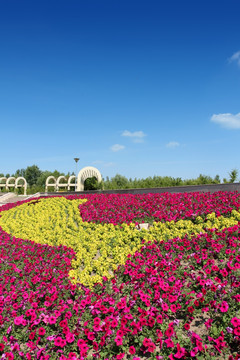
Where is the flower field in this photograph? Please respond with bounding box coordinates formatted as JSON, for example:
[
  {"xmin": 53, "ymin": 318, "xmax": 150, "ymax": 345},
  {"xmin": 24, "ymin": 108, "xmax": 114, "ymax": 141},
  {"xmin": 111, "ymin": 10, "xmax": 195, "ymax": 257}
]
[{"xmin": 0, "ymin": 192, "xmax": 240, "ymax": 359}]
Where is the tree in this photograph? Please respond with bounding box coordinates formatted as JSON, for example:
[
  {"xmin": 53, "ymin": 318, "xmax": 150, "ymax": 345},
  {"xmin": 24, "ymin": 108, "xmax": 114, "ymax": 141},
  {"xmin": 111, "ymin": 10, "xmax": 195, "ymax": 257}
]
[
  {"xmin": 214, "ymin": 175, "xmax": 221, "ymax": 184},
  {"xmin": 25, "ymin": 165, "xmax": 42, "ymax": 186},
  {"xmin": 228, "ymin": 169, "xmax": 238, "ymax": 183},
  {"xmin": 111, "ymin": 174, "xmax": 129, "ymax": 189},
  {"xmin": 36, "ymin": 171, "xmax": 53, "ymax": 187},
  {"xmin": 15, "ymin": 168, "xmax": 26, "ymax": 178},
  {"xmin": 84, "ymin": 177, "xmax": 99, "ymax": 190}
]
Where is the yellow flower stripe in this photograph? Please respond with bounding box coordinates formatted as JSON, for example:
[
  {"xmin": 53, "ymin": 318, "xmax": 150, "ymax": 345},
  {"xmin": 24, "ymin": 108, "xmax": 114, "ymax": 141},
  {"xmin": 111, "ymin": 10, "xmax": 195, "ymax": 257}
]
[{"xmin": 0, "ymin": 197, "xmax": 239, "ymax": 288}]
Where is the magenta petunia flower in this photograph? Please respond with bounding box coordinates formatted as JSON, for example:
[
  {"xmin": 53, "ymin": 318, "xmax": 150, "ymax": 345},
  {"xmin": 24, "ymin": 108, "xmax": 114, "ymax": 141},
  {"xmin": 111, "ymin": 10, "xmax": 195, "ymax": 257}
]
[
  {"xmin": 54, "ymin": 336, "xmax": 62, "ymax": 347},
  {"xmin": 190, "ymin": 347, "xmax": 198, "ymax": 356},
  {"xmin": 114, "ymin": 336, "xmax": 123, "ymax": 346},
  {"xmin": 165, "ymin": 338, "xmax": 175, "ymax": 348},
  {"xmin": 220, "ymin": 301, "xmax": 229, "ymax": 312},
  {"xmin": 231, "ymin": 317, "xmax": 240, "ymax": 327},
  {"xmin": 14, "ymin": 316, "xmax": 23, "ymax": 326},
  {"xmin": 38, "ymin": 327, "xmax": 46, "ymax": 336},
  {"xmin": 129, "ymin": 345, "xmax": 136, "ymax": 354},
  {"xmin": 170, "ymin": 304, "xmax": 177, "ymax": 312},
  {"xmin": 116, "ymin": 353, "xmax": 125, "ymax": 359},
  {"xmin": 48, "ymin": 316, "xmax": 57, "ymax": 324},
  {"xmin": 66, "ymin": 332, "xmax": 75, "ymax": 343}
]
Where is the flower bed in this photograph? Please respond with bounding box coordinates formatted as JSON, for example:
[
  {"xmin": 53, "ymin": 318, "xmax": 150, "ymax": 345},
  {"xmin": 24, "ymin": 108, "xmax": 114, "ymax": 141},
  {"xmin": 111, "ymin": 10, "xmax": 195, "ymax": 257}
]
[
  {"xmin": 72, "ymin": 192, "xmax": 240, "ymax": 225},
  {"xmin": 0, "ymin": 192, "xmax": 239, "ymax": 359}
]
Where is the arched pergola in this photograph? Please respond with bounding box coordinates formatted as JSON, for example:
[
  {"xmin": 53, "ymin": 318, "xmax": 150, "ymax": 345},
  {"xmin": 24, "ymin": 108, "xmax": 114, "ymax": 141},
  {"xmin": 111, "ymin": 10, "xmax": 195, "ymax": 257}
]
[
  {"xmin": 44, "ymin": 167, "xmax": 102, "ymax": 192},
  {"xmin": 45, "ymin": 176, "xmax": 57, "ymax": 192},
  {"xmin": 67, "ymin": 175, "xmax": 76, "ymax": 191},
  {"xmin": 15, "ymin": 177, "xmax": 27, "ymax": 195},
  {"xmin": 0, "ymin": 177, "xmax": 7, "ymax": 192},
  {"xmin": 56, "ymin": 176, "xmax": 67, "ymax": 192},
  {"xmin": 0, "ymin": 177, "xmax": 27, "ymax": 195},
  {"xmin": 6, "ymin": 177, "xmax": 16, "ymax": 191},
  {"xmin": 45, "ymin": 175, "xmax": 77, "ymax": 192},
  {"xmin": 77, "ymin": 166, "xmax": 102, "ymax": 191}
]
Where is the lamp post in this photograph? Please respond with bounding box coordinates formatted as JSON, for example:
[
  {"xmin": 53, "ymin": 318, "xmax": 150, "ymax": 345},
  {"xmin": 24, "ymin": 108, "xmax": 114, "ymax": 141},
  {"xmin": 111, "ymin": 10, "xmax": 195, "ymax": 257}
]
[{"xmin": 74, "ymin": 158, "xmax": 80, "ymax": 191}]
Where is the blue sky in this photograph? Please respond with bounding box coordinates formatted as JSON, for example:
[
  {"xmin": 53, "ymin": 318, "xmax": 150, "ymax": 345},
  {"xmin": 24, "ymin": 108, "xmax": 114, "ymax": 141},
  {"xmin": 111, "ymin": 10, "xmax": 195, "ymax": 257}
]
[{"xmin": 1, "ymin": 0, "xmax": 240, "ymax": 181}]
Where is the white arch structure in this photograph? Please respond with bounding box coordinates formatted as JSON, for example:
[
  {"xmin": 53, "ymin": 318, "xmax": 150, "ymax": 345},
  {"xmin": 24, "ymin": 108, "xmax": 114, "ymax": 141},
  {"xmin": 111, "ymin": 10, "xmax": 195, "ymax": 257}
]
[
  {"xmin": 68, "ymin": 175, "xmax": 77, "ymax": 190},
  {"xmin": 44, "ymin": 167, "xmax": 102, "ymax": 192},
  {"xmin": 77, "ymin": 166, "xmax": 102, "ymax": 191},
  {"xmin": 45, "ymin": 175, "xmax": 77, "ymax": 192},
  {"xmin": 45, "ymin": 176, "xmax": 57, "ymax": 192},
  {"xmin": 0, "ymin": 177, "xmax": 27, "ymax": 195},
  {"xmin": 0, "ymin": 177, "xmax": 7, "ymax": 192}
]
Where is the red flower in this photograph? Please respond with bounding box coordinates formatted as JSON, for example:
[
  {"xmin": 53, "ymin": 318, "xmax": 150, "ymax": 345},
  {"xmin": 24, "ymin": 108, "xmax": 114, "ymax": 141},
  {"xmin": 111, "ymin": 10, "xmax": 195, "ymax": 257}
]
[
  {"xmin": 129, "ymin": 346, "xmax": 136, "ymax": 354},
  {"xmin": 220, "ymin": 301, "xmax": 229, "ymax": 313},
  {"xmin": 187, "ymin": 306, "xmax": 194, "ymax": 314},
  {"xmin": 116, "ymin": 354, "xmax": 125, "ymax": 360},
  {"xmin": 148, "ymin": 342, "xmax": 156, "ymax": 353},
  {"xmin": 165, "ymin": 327, "xmax": 174, "ymax": 337},
  {"xmin": 29, "ymin": 332, "xmax": 35, "ymax": 340},
  {"xmin": 38, "ymin": 327, "xmax": 46, "ymax": 336},
  {"xmin": 233, "ymin": 327, "xmax": 240, "ymax": 336}
]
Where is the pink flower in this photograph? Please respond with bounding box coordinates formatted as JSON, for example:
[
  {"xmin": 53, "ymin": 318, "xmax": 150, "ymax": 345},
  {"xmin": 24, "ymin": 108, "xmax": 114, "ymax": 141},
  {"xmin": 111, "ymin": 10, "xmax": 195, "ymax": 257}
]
[
  {"xmin": 231, "ymin": 317, "xmax": 240, "ymax": 327},
  {"xmin": 161, "ymin": 302, "xmax": 169, "ymax": 311},
  {"xmin": 38, "ymin": 327, "xmax": 46, "ymax": 336},
  {"xmin": 5, "ymin": 353, "xmax": 14, "ymax": 360},
  {"xmin": 233, "ymin": 327, "xmax": 240, "ymax": 336},
  {"xmin": 14, "ymin": 316, "xmax": 23, "ymax": 326},
  {"xmin": 129, "ymin": 346, "xmax": 136, "ymax": 354},
  {"xmin": 54, "ymin": 336, "xmax": 62, "ymax": 347},
  {"xmin": 87, "ymin": 332, "xmax": 95, "ymax": 341},
  {"xmin": 114, "ymin": 336, "xmax": 123, "ymax": 346},
  {"xmin": 116, "ymin": 353, "xmax": 125, "ymax": 359},
  {"xmin": 190, "ymin": 347, "xmax": 198, "ymax": 356},
  {"xmin": 165, "ymin": 326, "xmax": 174, "ymax": 337},
  {"xmin": 165, "ymin": 338, "xmax": 175, "ymax": 348},
  {"xmin": 48, "ymin": 316, "xmax": 57, "ymax": 324},
  {"xmin": 174, "ymin": 343, "xmax": 186, "ymax": 359},
  {"xmin": 66, "ymin": 332, "xmax": 75, "ymax": 343},
  {"xmin": 148, "ymin": 342, "xmax": 156, "ymax": 353},
  {"xmin": 68, "ymin": 353, "xmax": 77, "ymax": 360},
  {"xmin": 170, "ymin": 304, "xmax": 177, "ymax": 312},
  {"xmin": 220, "ymin": 301, "xmax": 229, "ymax": 312}
]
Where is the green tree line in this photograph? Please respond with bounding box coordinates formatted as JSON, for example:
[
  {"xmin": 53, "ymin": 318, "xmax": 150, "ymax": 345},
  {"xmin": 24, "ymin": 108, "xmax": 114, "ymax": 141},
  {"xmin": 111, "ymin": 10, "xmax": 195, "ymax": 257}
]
[
  {"xmin": 0, "ymin": 165, "xmax": 239, "ymax": 194},
  {"xmin": 103, "ymin": 169, "xmax": 239, "ymax": 190}
]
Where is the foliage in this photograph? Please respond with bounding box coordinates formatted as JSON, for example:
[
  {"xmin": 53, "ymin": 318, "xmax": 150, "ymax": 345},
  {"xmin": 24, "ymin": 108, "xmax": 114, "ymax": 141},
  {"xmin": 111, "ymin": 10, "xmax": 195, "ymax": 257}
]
[
  {"xmin": 84, "ymin": 177, "xmax": 103, "ymax": 191},
  {"xmin": 24, "ymin": 165, "xmax": 42, "ymax": 187},
  {"xmin": 229, "ymin": 169, "xmax": 239, "ymax": 183},
  {"xmin": 103, "ymin": 173, "xmax": 223, "ymax": 190},
  {"xmin": 14, "ymin": 168, "xmax": 26, "ymax": 178}
]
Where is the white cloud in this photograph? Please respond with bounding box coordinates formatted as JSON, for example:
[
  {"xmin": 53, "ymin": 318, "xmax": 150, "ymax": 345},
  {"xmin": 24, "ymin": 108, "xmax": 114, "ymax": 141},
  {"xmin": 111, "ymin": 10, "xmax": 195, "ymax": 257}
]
[
  {"xmin": 211, "ymin": 113, "xmax": 240, "ymax": 129},
  {"xmin": 122, "ymin": 130, "xmax": 146, "ymax": 143},
  {"xmin": 110, "ymin": 144, "xmax": 125, "ymax": 152},
  {"xmin": 92, "ymin": 160, "xmax": 115, "ymax": 167},
  {"xmin": 104, "ymin": 162, "xmax": 115, "ymax": 167},
  {"xmin": 92, "ymin": 160, "xmax": 103, "ymax": 165},
  {"xmin": 166, "ymin": 141, "xmax": 180, "ymax": 148},
  {"xmin": 229, "ymin": 51, "xmax": 240, "ymax": 66}
]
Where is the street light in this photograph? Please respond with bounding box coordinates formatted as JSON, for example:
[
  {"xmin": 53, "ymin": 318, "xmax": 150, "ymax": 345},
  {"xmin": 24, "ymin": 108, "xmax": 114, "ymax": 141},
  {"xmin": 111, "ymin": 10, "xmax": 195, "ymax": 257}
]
[{"xmin": 74, "ymin": 158, "xmax": 80, "ymax": 191}]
